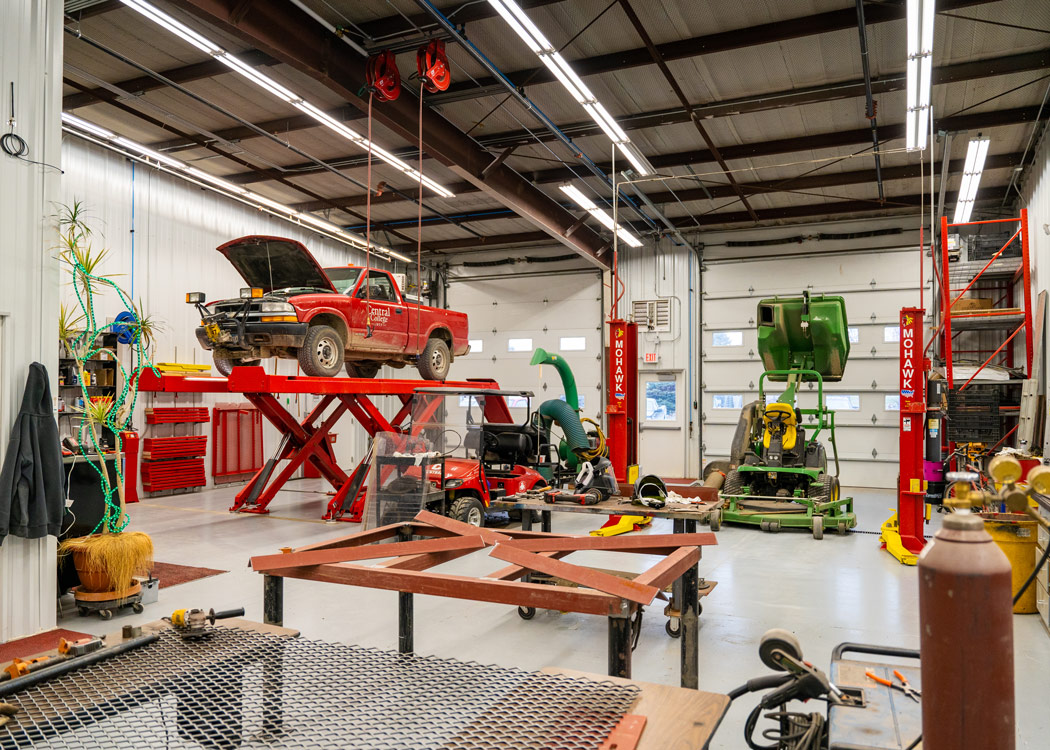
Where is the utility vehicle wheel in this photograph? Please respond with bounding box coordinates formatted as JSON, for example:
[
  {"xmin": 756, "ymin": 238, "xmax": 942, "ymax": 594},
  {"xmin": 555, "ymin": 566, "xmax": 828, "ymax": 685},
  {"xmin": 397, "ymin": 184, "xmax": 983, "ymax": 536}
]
[
  {"xmin": 98, "ymin": 609, "xmax": 112, "ymax": 621},
  {"xmin": 346, "ymin": 361, "xmax": 381, "ymax": 378},
  {"xmin": 132, "ymin": 602, "xmax": 144, "ymax": 614},
  {"xmin": 665, "ymin": 618, "xmax": 681, "ymax": 638},
  {"xmin": 298, "ymin": 325, "xmax": 344, "ymax": 377},
  {"xmin": 213, "ymin": 354, "xmax": 260, "ymax": 377},
  {"xmin": 518, "ymin": 606, "xmax": 536, "ymax": 620},
  {"xmin": 450, "ymin": 496, "xmax": 485, "ymax": 527},
  {"xmin": 812, "ymin": 515, "xmax": 824, "ymax": 540},
  {"xmin": 417, "ymin": 337, "xmax": 451, "ymax": 380},
  {"xmin": 709, "ymin": 510, "xmax": 722, "ymax": 532}
]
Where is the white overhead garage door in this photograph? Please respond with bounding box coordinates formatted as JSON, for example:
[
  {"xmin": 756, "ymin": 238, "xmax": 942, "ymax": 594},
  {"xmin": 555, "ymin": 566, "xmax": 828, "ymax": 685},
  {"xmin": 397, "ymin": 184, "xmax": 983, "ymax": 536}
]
[
  {"xmin": 446, "ymin": 268, "xmax": 604, "ymax": 423},
  {"xmin": 701, "ymin": 249, "xmax": 922, "ymax": 489}
]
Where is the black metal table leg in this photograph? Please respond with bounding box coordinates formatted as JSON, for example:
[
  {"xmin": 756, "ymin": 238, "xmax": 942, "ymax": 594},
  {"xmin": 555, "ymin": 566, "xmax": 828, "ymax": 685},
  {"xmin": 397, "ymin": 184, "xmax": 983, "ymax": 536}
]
[
  {"xmin": 541, "ymin": 509, "xmax": 552, "ymax": 533},
  {"xmin": 680, "ymin": 530, "xmax": 700, "ymax": 689},
  {"xmin": 263, "ymin": 574, "xmax": 283, "ymax": 626},
  {"xmin": 608, "ymin": 612, "xmax": 633, "ymax": 678},
  {"xmin": 399, "ymin": 591, "xmax": 414, "ymax": 654},
  {"xmin": 670, "ymin": 518, "xmax": 684, "ymax": 631},
  {"xmin": 521, "ymin": 510, "xmax": 533, "ymax": 531}
]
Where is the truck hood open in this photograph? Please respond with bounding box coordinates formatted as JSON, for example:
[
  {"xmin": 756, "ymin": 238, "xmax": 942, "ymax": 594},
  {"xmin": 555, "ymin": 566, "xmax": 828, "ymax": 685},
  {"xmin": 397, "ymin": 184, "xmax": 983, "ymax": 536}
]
[{"xmin": 216, "ymin": 236, "xmax": 336, "ymax": 293}]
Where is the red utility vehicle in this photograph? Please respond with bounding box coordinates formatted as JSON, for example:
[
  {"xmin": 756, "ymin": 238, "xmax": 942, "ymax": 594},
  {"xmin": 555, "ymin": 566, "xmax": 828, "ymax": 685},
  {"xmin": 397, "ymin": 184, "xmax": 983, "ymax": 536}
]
[{"xmin": 188, "ymin": 236, "xmax": 469, "ymax": 379}]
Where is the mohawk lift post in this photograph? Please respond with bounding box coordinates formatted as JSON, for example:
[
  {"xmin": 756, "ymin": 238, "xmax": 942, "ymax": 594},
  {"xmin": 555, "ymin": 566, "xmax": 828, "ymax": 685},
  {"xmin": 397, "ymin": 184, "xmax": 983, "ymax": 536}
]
[{"xmin": 717, "ymin": 291, "xmax": 858, "ymax": 538}]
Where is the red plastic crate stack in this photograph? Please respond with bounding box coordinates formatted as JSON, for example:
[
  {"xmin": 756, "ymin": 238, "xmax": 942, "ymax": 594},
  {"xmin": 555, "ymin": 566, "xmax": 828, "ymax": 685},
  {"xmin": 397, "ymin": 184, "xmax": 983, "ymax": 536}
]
[{"xmin": 142, "ymin": 407, "xmax": 209, "ymax": 492}]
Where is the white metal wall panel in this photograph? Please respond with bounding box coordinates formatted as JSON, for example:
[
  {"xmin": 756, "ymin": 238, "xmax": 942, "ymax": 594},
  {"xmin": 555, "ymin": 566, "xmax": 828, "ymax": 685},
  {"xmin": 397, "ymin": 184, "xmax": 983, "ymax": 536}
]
[
  {"xmin": 0, "ymin": 0, "xmax": 63, "ymax": 641},
  {"xmin": 1020, "ymin": 126, "xmax": 1050, "ymax": 455},
  {"xmin": 702, "ymin": 249, "xmax": 927, "ymax": 488},
  {"xmin": 446, "ymin": 270, "xmax": 603, "ymax": 423}
]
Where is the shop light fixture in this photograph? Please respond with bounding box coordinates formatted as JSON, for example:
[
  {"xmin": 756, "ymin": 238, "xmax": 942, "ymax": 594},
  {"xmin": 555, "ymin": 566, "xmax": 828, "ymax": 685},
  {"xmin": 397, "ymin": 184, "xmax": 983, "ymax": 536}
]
[
  {"xmin": 61, "ymin": 113, "xmax": 412, "ymax": 262},
  {"xmin": 487, "ymin": 0, "xmax": 655, "ymax": 176},
  {"xmin": 906, "ymin": 0, "xmax": 936, "ymax": 150},
  {"xmin": 952, "ymin": 137, "xmax": 989, "ymax": 225},
  {"xmin": 118, "ymin": 0, "xmax": 454, "ymax": 199},
  {"xmin": 559, "ymin": 184, "xmax": 642, "ymax": 247}
]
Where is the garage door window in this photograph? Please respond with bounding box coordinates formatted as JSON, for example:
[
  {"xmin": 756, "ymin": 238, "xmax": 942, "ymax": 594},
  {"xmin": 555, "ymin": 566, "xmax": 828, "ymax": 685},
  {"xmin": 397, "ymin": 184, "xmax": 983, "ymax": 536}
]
[
  {"xmin": 559, "ymin": 336, "xmax": 586, "ymax": 351},
  {"xmin": 469, "ymin": 339, "xmax": 483, "ymax": 353},
  {"xmin": 712, "ymin": 394, "xmax": 743, "ymax": 410},
  {"xmin": 645, "ymin": 381, "xmax": 677, "ymax": 420},
  {"xmin": 848, "ymin": 327, "xmax": 860, "ymax": 343},
  {"xmin": 884, "ymin": 326, "xmax": 900, "ymax": 343},
  {"xmin": 507, "ymin": 338, "xmax": 533, "ymax": 352},
  {"xmin": 712, "ymin": 330, "xmax": 743, "ymax": 347},
  {"xmin": 826, "ymin": 394, "xmax": 860, "ymax": 410},
  {"xmin": 885, "ymin": 394, "xmax": 900, "ymax": 411},
  {"xmin": 559, "ymin": 393, "xmax": 585, "ymax": 408}
]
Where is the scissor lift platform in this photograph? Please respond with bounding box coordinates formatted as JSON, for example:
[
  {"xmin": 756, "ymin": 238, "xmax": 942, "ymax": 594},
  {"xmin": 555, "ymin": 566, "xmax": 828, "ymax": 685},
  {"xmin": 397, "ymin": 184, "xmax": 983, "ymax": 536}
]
[{"xmin": 137, "ymin": 368, "xmax": 508, "ymax": 521}]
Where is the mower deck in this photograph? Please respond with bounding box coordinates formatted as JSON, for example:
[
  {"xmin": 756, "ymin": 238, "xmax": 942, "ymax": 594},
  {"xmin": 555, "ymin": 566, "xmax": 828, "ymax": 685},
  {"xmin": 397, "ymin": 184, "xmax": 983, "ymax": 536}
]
[{"xmin": 720, "ymin": 491, "xmax": 856, "ymax": 537}]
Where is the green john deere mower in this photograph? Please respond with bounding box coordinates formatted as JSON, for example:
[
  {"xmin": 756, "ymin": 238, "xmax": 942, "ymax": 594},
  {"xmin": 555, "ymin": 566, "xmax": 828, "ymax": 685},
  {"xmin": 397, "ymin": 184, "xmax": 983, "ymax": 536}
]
[{"xmin": 715, "ymin": 291, "xmax": 857, "ymax": 539}]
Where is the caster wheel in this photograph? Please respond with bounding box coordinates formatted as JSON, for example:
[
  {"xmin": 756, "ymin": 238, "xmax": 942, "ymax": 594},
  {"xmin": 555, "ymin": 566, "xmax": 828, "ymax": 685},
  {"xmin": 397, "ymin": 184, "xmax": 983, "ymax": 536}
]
[
  {"xmin": 132, "ymin": 602, "xmax": 144, "ymax": 614},
  {"xmin": 837, "ymin": 522, "xmax": 848, "ymax": 536},
  {"xmin": 812, "ymin": 516, "xmax": 824, "ymax": 540},
  {"xmin": 761, "ymin": 520, "xmax": 781, "ymax": 533},
  {"xmin": 709, "ymin": 510, "xmax": 721, "ymax": 532},
  {"xmin": 697, "ymin": 603, "xmax": 703, "ymax": 616},
  {"xmin": 98, "ymin": 609, "xmax": 112, "ymax": 621},
  {"xmin": 77, "ymin": 607, "xmax": 89, "ymax": 617},
  {"xmin": 517, "ymin": 606, "xmax": 536, "ymax": 620},
  {"xmin": 665, "ymin": 618, "xmax": 681, "ymax": 638}
]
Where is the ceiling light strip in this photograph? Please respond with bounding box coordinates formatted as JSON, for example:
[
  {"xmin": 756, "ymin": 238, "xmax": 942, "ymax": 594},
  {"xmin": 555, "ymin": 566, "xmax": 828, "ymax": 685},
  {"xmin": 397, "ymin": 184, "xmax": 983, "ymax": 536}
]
[
  {"xmin": 952, "ymin": 137, "xmax": 989, "ymax": 224},
  {"xmin": 61, "ymin": 113, "xmax": 413, "ymax": 261},
  {"xmin": 905, "ymin": 0, "xmax": 936, "ymax": 151},
  {"xmin": 118, "ymin": 0, "xmax": 454, "ymax": 198},
  {"xmin": 488, "ymin": 0, "xmax": 655, "ymax": 175},
  {"xmin": 559, "ymin": 184, "xmax": 642, "ymax": 247}
]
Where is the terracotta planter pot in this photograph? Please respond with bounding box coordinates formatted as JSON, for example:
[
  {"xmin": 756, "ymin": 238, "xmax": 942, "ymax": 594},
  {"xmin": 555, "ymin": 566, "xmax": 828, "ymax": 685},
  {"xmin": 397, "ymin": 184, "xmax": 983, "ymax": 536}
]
[{"xmin": 73, "ymin": 549, "xmax": 115, "ymax": 593}]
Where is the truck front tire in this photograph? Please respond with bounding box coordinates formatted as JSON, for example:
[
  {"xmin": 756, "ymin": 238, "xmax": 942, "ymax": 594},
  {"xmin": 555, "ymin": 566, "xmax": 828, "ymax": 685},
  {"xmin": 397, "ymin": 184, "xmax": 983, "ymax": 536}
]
[
  {"xmin": 298, "ymin": 325, "xmax": 344, "ymax": 377},
  {"xmin": 417, "ymin": 337, "xmax": 451, "ymax": 380},
  {"xmin": 213, "ymin": 354, "xmax": 260, "ymax": 377}
]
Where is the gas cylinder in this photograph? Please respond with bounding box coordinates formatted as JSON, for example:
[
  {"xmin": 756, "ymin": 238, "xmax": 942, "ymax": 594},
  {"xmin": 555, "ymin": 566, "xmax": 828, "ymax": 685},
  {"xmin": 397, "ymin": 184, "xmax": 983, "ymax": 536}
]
[{"xmin": 918, "ymin": 513, "xmax": 1014, "ymax": 749}]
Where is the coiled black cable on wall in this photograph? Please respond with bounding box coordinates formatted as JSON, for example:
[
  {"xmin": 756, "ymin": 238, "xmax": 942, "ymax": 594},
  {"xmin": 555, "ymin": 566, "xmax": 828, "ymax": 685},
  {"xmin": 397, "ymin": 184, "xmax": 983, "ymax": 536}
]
[{"xmin": 2, "ymin": 82, "xmax": 63, "ymax": 173}]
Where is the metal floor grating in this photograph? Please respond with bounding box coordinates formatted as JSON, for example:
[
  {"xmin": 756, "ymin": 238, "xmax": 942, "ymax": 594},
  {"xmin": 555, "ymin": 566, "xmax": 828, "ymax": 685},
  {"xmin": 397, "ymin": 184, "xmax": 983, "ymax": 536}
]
[{"xmin": 0, "ymin": 628, "xmax": 639, "ymax": 750}]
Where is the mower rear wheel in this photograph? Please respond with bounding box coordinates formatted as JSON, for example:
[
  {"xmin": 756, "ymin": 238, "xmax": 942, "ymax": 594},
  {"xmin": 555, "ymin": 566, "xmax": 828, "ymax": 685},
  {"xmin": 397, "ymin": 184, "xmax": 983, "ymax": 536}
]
[
  {"xmin": 450, "ymin": 496, "xmax": 485, "ymax": 527},
  {"xmin": 722, "ymin": 469, "xmax": 744, "ymax": 497},
  {"xmin": 812, "ymin": 515, "xmax": 824, "ymax": 540},
  {"xmin": 814, "ymin": 474, "xmax": 840, "ymax": 502}
]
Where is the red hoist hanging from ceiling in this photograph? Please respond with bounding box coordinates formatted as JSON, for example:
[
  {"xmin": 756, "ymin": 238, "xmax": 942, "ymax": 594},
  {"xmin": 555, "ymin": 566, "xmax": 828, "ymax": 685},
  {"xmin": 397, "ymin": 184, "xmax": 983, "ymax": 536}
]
[
  {"xmin": 365, "ymin": 50, "xmax": 401, "ymax": 101},
  {"xmin": 417, "ymin": 40, "xmax": 451, "ymax": 92}
]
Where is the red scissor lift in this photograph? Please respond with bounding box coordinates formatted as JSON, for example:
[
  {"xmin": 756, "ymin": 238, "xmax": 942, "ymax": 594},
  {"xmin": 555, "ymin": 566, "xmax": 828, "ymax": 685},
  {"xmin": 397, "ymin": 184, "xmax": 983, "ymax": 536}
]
[{"xmin": 137, "ymin": 368, "xmax": 512, "ymax": 522}]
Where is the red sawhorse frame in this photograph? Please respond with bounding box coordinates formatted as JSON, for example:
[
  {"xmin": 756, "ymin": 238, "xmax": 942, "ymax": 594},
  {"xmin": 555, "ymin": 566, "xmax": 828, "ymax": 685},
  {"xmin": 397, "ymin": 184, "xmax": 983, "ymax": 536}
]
[{"xmin": 138, "ymin": 368, "xmax": 508, "ymax": 521}]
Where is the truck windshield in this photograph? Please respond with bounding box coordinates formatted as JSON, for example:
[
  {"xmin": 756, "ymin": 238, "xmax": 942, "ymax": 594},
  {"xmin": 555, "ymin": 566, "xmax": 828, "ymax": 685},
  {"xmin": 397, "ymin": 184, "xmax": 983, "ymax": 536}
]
[{"xmin": 325, "ymin": 268, "xmax": 363, "ymax": 294}]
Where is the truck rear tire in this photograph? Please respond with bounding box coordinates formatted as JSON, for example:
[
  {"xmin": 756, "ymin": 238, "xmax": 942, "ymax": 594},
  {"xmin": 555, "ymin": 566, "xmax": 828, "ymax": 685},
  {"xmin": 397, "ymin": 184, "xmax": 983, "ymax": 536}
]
[
  {"xmin": 417, "ymin": 337, "xmax": 451, "ymax": 380},
  {"xmin": 449, "ymin": 496, "xmax": 485, "ymax": 527},
  {"xmin": 298, "ymin": 325, "xmax": 344, "ymax": 377},
  {"xmin": 346, "ymin": 361, "xmax": 381, "ymax": 378},
  {"xmin": 213, "ymin": 354, "xmax": 260, "ymax": 377}
]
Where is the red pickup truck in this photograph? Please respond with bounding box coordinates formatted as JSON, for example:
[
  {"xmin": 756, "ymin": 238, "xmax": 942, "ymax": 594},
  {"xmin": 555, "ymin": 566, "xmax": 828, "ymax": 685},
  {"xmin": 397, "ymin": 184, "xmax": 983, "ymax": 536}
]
[{"xmin": 188, "ymin": 236, "xmax": 470, "ymax": 379}]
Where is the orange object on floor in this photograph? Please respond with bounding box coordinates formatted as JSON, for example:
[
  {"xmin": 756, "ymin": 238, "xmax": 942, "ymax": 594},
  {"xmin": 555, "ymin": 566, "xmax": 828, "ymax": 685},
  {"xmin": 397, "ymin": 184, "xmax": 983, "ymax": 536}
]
[{"xmin": 0, "ymin": 628, "xmax": 92, "ymax": 663}]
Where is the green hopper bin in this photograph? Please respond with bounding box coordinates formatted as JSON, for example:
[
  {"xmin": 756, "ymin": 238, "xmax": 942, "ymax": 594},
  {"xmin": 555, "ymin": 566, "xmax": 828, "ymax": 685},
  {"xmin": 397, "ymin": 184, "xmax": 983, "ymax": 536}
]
[{"xmin": 757, "ymin": 293, "xmax": 850, "ymax": 382}]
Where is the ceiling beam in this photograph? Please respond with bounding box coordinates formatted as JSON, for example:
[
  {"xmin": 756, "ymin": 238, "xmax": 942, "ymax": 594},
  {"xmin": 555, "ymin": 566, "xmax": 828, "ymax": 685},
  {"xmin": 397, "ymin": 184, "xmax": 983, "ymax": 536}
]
[
  {"xmin": 171, "ymin": 0, "xmax": 611, "ymax": 269},
  {"xmin": 282, "ymin": 106, "xmax": 1045, "ymax": 213},
  {"xmin": 63, "ymin": 49, "xmax": 277, "ymax": 110},
  {"xmin": 353, "ymin": 0, "xmax": 567, "ymax": 43},
  {"xmin": 405, "ymin": 188, "xmax": 1011, "ymax": 254},
  {"xmin": 434, "ymin": 0, "xmax": 997, "ymax": 104}
]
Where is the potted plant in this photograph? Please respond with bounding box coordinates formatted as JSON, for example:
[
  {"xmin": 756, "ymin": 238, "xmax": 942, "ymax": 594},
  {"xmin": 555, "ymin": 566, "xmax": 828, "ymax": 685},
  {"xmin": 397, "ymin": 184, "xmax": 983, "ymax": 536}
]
[{"xmin": 55, "ymin": 201, "xmax": 157, "ymax": 603}]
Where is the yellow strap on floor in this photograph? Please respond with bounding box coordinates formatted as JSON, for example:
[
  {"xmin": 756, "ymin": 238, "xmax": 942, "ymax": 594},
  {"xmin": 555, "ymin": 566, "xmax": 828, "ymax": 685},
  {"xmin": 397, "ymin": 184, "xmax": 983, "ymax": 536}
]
[{"xmin": 589, "ymin": 515, "xmax": 652, "ymax": 537}]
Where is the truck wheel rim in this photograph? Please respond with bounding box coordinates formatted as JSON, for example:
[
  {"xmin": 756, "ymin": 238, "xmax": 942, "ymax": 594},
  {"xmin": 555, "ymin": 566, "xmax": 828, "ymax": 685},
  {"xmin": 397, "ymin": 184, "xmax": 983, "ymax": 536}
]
[
  {"xmin": 316, "ymin": 338, "xmax": 338, "ymax": 369},
  {"xmin": 431, "ymin": 347, "xmax": 446, "ymax": 371},
  {"xmin": 467, "ymin": 506, "xmax": 482, "ymax": 526}
]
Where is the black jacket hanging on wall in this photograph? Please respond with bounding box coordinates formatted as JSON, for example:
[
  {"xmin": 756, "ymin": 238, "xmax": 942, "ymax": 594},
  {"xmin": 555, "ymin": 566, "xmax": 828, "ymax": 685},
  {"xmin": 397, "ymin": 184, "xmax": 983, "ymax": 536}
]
[{"xmin": 0, "ymin": 363, "xmax": 64, "ymax": 545}]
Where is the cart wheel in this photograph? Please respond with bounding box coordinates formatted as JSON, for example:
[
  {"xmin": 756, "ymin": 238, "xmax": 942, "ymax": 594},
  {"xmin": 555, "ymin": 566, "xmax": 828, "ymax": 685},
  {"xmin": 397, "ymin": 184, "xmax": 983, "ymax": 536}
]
[
  {"xmin": 812, "ymin": 516, "xmax": 824, "ymax": 540},
  {"xmin": 698, "ymin": 603, "xmax": 703, "ymax": 616},
  {"xmin": 709, "ymin": 510, "xmax": 721, "ymax": 532},
  {"xmin": 665, "ymin": 618, "xmax": 681, "ymax": 638},
  {"xmin": 837, "ymin": 521, "xmax": 848, "ymax": 536},
  {"xmin": 99, "ymin": 609, "xmax": 113, "ymax": 621},
  {"xmin": 132, "ymin": 602, "xmax": 144, "ymax": 614},
  {"xmin": 77, "ymin": 606, "xmax": 89, "ymax": 617},
  {"xmin": 517, "ymin": 606, "xmax": 536, "ymax": 620},
  {"xmin": 759, "ymin": 628, "xmax": 803, "ymax": 671}
]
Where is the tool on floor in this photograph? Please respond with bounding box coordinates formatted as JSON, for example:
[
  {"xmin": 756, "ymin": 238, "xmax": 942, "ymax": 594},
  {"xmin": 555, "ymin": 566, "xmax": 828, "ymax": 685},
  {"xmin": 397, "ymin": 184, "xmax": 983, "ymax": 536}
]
[
  {"xmin": 866, "ymin": 669, "xmax": 921, "ymax": 702},
  {"xmin": 0, "ymin": 701, "xmax": 17, "ymax": 729},
  {"xmin": 58, "ymin": 636, "xmax": 104, "ymax": 657},
  {"xmin": 1, "ymin": 656, "xmax": 59, "ymax": 682},
  {"xmin": 166, "ymin": 606, "xmax": 245, "ymax": 640},
  {"xmin": 712, "ymin": 290, "xmax": 857, "ymax": 538}
]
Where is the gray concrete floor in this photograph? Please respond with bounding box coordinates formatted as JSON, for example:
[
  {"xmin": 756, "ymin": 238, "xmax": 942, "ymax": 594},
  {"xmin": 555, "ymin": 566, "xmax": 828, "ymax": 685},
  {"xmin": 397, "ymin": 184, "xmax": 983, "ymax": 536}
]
[{"xmin": 59, "ymin": 480, "xmax": 1050, "ymax": 749}]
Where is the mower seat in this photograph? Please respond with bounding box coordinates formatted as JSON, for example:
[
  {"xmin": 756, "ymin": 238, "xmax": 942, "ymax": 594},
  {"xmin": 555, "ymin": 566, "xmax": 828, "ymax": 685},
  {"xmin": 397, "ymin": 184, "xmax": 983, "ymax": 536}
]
[{"xmin": 762, "ymin": 402, "xmax": 798, "ymax": 452}]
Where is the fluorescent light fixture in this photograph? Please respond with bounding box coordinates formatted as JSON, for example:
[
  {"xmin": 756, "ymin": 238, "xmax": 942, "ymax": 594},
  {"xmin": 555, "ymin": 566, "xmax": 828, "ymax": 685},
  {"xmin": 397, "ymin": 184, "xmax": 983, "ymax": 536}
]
[
  {"xmin": 559, "ymin": 184, "xmax": 642, "ymax": 248},
  {"xmin": 118, "ymin": 0, "xmax": 454, "ymax": 198},
  {"xmin": 952, "ymin": 137, "xmax": 989, "ymax": 224},
  {"xmin": 62, "ymin": 112, "xmax": 408, "ymax": 261},
  {"xmin": 488, "ymin": 0, "xmax": 653, "ymax": 175},
  {"xmin": 905, "ymin": 0, "xmax": 936, "ymax": 150}
]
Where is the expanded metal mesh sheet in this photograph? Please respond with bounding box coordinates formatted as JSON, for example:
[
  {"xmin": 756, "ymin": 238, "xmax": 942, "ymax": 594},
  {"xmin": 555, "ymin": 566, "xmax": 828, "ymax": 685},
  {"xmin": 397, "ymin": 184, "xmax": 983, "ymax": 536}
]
[{"xmin": 1, "ymin": 628, "xmax": 638, "ymax": 750}]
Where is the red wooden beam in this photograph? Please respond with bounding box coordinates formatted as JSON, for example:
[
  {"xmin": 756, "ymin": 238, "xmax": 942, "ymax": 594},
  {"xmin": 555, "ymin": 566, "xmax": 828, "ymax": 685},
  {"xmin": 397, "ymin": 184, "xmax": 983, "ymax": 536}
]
[
  {"xmin": 488, "ymin": 544, "xmax": 660, "ymax": 605},
  {"xmin": 503, "ymin": 533, "xmax": 717, "ymax": 554},
  {"xmin": 292, "ymin": 523, "xmax": 408, "ymax": 553},
  {"xmin": 487, "ymin": 551, "xmax": 574, "ymax": 581},
  {"xmin": 413, "ymin": 509, "xmax": 512, "ymax": 545},
  {"xmin": 632, "ymin": 547, "xmax": 701, "ymax": 590},
  {"xmin": 252, "ymin": 535, "xmax": 486, "ymax": 572},
  {"xmin": 265, "ymin": 561, "xmax": 624, "ymax": 616}
]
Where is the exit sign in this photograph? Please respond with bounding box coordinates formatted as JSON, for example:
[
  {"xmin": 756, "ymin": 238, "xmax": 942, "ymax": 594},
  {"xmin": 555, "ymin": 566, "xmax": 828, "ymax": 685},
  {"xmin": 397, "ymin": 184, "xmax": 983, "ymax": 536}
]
[{"xmin": 644, "ymin": 352, "xmax": 659, "ymax": 363}]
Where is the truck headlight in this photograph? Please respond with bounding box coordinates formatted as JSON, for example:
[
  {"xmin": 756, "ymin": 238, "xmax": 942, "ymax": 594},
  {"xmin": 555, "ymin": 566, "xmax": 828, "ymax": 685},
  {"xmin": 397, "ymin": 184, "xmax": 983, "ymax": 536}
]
[
  {"xmin": 444, "ymin": 479, "xmax": 464, "ymax": 489},
  {"xmin": 259, "ymin": 301, "xmax": 295, "ymax": 313}
]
